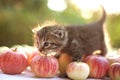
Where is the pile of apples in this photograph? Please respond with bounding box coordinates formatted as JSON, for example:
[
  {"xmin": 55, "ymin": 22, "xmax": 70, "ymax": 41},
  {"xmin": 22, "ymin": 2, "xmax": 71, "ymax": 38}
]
[
  {"xmin": 0, "ymin": 45, "xmax": 59, "ymax": 78},
  {"xmin": 60, "ymin": 53, "xmax": 120, "ymax": 80},
  {"xmin": 0, "ymin": 45, "xmax": 120, "ymax": 80}
]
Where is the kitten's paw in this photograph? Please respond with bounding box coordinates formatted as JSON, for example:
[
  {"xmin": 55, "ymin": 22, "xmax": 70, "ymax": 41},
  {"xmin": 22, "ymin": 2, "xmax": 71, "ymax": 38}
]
[{"xmin": 72, "ymin": 57, "xmax": 78, "ymax": 62}]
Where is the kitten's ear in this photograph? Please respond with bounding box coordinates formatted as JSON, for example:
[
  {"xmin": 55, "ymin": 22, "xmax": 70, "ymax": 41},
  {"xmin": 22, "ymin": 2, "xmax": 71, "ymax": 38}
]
[
  {"xmin": 51, "ymin": 29, "xmax": 64, "ymax": 39},
  {"xmin": 32, "ymin": 24, "xmax": 42, "ymax": 34},
  {"xmin": 32, "ymin": 28, "xmax": 37, "ymax": 34}
]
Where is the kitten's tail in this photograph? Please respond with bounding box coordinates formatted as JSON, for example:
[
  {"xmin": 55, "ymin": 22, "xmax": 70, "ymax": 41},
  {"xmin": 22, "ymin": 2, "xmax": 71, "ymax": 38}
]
[{"xmin": 98, "ymin": 6, "xmax": 106, "ymax": 24}]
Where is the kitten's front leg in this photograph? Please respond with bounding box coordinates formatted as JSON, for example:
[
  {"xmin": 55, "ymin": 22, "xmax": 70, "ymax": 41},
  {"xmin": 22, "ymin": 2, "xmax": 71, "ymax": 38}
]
[
  {"xmin": 71, "ymin": 53, "xmax": 85, "ymax": 62},
  {"xmin": 72, "ymin": 56, "xmax": 79, "ymax": 62}
]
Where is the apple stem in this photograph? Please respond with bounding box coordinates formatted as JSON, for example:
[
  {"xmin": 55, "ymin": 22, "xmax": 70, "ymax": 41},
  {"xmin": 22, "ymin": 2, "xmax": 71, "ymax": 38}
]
[{"xmin": 13, "ymin": 47, "xmax": 17, "ymax": 52}]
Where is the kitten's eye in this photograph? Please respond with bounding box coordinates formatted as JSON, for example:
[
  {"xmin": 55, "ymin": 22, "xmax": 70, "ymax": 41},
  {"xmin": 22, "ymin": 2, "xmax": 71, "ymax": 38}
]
[{"xmin": 44, "ymin": 42, "xmax": 49, "ymax": 47}]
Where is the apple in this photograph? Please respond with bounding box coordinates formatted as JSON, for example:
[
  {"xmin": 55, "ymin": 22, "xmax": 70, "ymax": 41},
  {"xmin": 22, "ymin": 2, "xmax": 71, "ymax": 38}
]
[
  {"xmin": 66, "ymin": 61, "xmax": 90, "ymax": 80},
  {"xmin": 26, "ymin": 49, "xmax": 39, "ymax": 65},
  {"xmin": 84, "ymin": 55, "xmax": 109, "ymax": 78},
  {"xmin": 107, "ymin": 56, "xmax": 120, "ymax": 65},
  {"xmin": 30, "ymin": 54, "xmax": 59, "ymax": 78},
  {"xmin": 0, "ymin": 46, "xmax": 9, "ymax": 69},
  {"xmin": 12, "ymin": 45, "xmax": 39, "ymax": 65},
  {"xmin": 0, "ymin": 48, "xmax": 28, "ymax": 74},
  {"xmin": 22, "ymin": 46, "xmax": 39, "ymax": 65},
  {"xmin": 109, "ymin": 63, "xmax": 120, "ymax": 80},
  {"xmin": 58, "ymin": 53, "xmax": 72, "ymax": 76}
]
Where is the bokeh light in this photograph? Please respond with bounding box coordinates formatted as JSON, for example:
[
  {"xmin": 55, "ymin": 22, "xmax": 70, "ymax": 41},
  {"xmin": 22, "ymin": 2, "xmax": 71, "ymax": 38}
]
[{"xmin": 47, "ymin": 0, "xmax": 67, "ymax": 12}]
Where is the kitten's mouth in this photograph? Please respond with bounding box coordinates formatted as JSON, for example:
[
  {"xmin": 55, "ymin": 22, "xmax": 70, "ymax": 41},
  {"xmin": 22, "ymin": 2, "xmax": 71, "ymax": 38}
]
[
  {"xmin": 40, "ymin": 50, "xmax": 57, "ymax": 56},
  {"xmin": 41, "ymin": 51, "xmax": 56, "ymax": 56}
]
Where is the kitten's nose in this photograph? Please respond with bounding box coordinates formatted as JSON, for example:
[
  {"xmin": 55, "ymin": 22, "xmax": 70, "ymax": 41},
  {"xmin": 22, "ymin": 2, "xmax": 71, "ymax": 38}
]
[
  {"xmin": 39, "ymin": 49, "xmax": 42, "ymax": 52},
  {"xmin": 38, "ymin": 47, "xmax": 43, "ymax": 52},
  {"xmin": 39, "ymin": 49, "xmax": 47, "ymax": 55},
  {"xmin": 39, "ymin": 47, "xmax": 46, "ymax": 54},
  {"xmin": 39, "ymin": 48, "xmax": 43, "ymax": 52}
]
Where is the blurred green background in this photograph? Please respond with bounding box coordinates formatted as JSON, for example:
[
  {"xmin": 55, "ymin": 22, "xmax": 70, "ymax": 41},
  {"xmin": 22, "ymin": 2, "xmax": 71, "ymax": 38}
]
[{"xmin": 0, "ymin": 0, "xmax": 120, "ymax": 48}]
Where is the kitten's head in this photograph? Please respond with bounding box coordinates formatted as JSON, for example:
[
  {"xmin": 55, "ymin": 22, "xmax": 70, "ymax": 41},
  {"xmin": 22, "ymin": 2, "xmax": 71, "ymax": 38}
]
[{"xmin": 33, "ymin": 25, "xmax": 67, "ymax": 55}]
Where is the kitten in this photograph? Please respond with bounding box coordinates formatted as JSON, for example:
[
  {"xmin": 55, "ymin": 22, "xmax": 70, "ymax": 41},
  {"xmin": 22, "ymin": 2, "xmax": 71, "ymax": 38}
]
[{"xmin": 33, "ymin": 7, "xmax": 107, "ymax": 61}]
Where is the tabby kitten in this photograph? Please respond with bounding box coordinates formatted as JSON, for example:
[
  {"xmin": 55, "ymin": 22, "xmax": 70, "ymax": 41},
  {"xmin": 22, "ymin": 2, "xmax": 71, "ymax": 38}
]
[{"xmin": 33, "ymin": 7, "xmax": 107, "ymax": 61}]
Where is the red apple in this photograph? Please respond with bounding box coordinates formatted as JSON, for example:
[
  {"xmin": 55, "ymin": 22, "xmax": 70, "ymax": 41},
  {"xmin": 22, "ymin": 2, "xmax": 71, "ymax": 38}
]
[
  {"xmin": 66, "ymin": 61, "xmax": 90, "ymax": 80},
  {"xmin": 0, "ymin": 48, "xmax": 28, "ymax": 74},
  {"xmin": 109, "ymin": 63, "xmax": 120, "ymax": 80},
  {"xmin": 23, "ymin": 46, "xmax": 39, "ymax": 65},
  {"xmin": 12, "ymin": 45, "xmax": 39, "ymax": 65},
  {"xmin": 26, "ymin": 50, "xmax": 39, "ymax": 65},
  {"xmin": 84, "ymin": 55, "xmax": 109, "ymax": 78},
  {"xmin": 0, "ymin": 46, "xmax": 9, "ymax": 69},
  {"xmin": 30, "ymin": 54, "xmax": 59, "ymax": 78}
]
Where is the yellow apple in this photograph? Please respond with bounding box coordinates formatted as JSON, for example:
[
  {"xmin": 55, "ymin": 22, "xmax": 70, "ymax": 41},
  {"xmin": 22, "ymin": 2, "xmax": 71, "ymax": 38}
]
[{"xmin": 58, "ymin": 53, "xmax": 72, "ymax": 75}]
